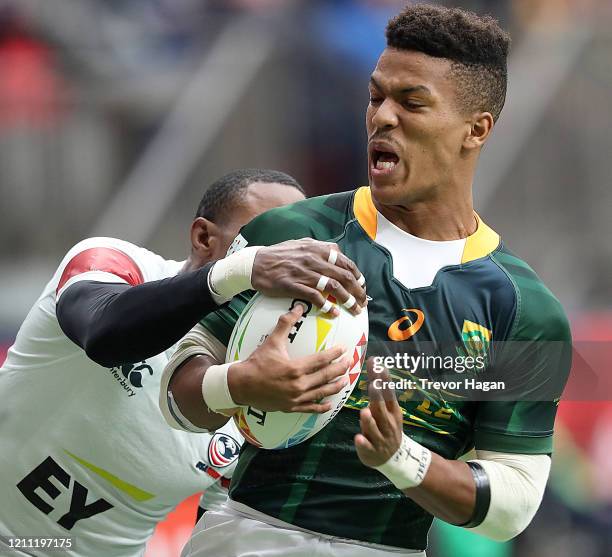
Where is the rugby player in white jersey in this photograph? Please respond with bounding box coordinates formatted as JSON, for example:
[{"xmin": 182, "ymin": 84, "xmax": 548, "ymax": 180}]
[{"xmin": 0, "ymin": 168, "xmax": 366, "ymax": 557}]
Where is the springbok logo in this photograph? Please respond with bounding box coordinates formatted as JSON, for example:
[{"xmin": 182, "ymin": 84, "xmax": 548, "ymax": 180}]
[
  {"xmin": 461, "ymin": 320, "xmax": 491, "ymax": 357},
  {"xmin": 387, "ymin": 309, "xmax": 425, "ymax": 341}
]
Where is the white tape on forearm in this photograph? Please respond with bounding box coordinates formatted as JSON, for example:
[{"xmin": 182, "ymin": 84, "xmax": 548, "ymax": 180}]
[
  {"xmin": 374, "ymin": 432, "xmax": 432, "ymax": 489},
  {"xmin": 201, "ymin": 362, "xmax": 240, "ymax": 413},
  {"xmin": 209, "ymin": 246, "xmax": 261, "ymax": 302}
]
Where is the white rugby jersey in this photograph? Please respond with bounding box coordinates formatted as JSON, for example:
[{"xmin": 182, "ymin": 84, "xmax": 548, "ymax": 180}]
[{"xmin": 0, "ymin": 238, "xmax": 243, "ymax": 557}]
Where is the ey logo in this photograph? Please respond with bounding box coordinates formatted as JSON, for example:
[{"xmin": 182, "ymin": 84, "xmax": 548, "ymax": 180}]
[
  {"xmin": 387, "ymin": 309, "xmax": 425, "ymax": 341},
  {"xmin": 16, "ymin": 453, "xmax": 155, "ymax": 530}
]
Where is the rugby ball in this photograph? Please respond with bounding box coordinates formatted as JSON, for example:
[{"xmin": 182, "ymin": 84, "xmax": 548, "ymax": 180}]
[{"xmin": 226, "ymin": 294, "xmax": 368, "ymax": 449}]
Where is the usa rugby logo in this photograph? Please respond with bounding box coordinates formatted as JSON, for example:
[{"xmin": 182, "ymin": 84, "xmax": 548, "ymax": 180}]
[{"xmin": 208, "ymin": 433, "xmax": 240, "ymax": 468}]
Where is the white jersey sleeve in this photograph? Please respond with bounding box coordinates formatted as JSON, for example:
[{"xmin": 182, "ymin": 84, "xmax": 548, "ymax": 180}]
[{"xmin": 54, "ymin": 237, "xmax": 183, "ymax": 300}]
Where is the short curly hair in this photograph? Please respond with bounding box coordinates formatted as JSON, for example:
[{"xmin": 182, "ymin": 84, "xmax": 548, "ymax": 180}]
[
  {"xmin": 386, "ymin": 4, "xmax": 511, "ymax": 122},
  {"xmin": 195, "ymin": 169, "xmax": 304, "ymax": 221}
]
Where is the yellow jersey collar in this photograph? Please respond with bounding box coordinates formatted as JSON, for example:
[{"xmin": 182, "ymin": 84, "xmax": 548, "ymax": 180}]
[{"xmin": 352, "ymin": 186, "xmax": 500, "ymax": 263}]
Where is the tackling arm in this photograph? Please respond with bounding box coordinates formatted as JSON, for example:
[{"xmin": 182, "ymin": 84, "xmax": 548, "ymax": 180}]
[
  {"xmin": 57, "ymin": 267, "xmax": 218, "ymax": 368},
  {"xmin": 57, "ymin": 238, "xmax": 365, "ymax": 368}
]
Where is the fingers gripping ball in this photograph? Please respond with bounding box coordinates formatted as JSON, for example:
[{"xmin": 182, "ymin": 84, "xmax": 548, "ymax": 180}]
[{"xmin": 226, "ymin": 294, "xmax": 368, "ymax": 449}]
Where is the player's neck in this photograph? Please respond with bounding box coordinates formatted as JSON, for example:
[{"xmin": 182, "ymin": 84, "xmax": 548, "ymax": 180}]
[
  {"xmin": 373, "ymin": 195, "xmax": 477, "ymax": 241},
  {"xmin": 180, "ymin": 256, "xmax": 206, "ymax": 274}
]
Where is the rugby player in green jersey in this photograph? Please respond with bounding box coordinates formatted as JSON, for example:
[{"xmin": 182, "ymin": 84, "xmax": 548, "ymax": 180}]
[{"xmin": 161, "ymin": 5, "xmax": 572, "ymax": 556}]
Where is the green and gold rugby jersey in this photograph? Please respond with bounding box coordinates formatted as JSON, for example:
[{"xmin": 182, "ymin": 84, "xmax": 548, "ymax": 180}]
[{"xmin": 200, "ymin": 187, "xmax": 572, "ymax": 551}]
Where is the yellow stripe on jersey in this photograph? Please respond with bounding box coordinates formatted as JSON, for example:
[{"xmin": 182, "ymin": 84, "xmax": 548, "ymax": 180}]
[
  {"xmin": 64, "ymin": 450, "xmax": 156, "ymax": 502},
  {"xmin": 343, "ymin": 403, "xmax": 451, "ymax": 435},
  {"xmin": 402, "ymin": 418, "xmax": 451, "ymax": 435}
]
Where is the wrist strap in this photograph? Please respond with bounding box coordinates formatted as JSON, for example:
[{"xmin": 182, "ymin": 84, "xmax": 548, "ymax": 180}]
[
  {"xmin": 201, "ymin": 362, "xmax": 240, "ymax": 416},
  {"xmin": 209, "ymin": 246, "xmax": 260, "ymax": 303},
  {"xmin": 374, "ymin": 432, "xmax": 432, "ymax": 489}
]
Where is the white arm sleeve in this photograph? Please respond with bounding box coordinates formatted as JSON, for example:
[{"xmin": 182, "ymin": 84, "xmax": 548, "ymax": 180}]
[
  {"xmin": 467, "ymin": 450, "xmax": 551, "ymax": 542},
  {"xmin": 159, "ymin": 324, "xmax": 227, "ymax": 432}
]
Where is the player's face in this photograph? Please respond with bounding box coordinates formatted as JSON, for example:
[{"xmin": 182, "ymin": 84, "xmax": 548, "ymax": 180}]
[
  {"xmin": 211, "ymin": 182, "xmax": 305, "ymax": 260},
  {"xmin": 366, "ymin": 48, "xmax": 471, "ymax": 206}
]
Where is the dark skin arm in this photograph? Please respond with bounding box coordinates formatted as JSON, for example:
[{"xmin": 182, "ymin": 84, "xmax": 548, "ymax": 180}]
[
  {"xmin": 169, "ymin": 353, "xmax": 233, "ymax": 431},
  {"xmin": 354, "ymin": 362, "xmax": 476, "ymax": 525},
  {"xmin": 169, "ymin": 305, "xmax": 352, "ymax": 430},
  {"xmin": 252, "ymin": 238, "xmax": 367, "ymax": 317},
  {"xmin": 404, "ymin": 454, "xmax": 475, "ymax": 524}
]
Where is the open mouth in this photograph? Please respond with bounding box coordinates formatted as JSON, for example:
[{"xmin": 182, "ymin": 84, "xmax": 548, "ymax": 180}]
[{"xmin": 370, "ymin": 143, "xmax": 400, "ymax": 175}]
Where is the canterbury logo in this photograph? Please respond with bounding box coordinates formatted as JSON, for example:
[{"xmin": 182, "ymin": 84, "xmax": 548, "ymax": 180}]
[{"xmin": 387, "ymin": 309, "xmax": 425, "ymax": 341}]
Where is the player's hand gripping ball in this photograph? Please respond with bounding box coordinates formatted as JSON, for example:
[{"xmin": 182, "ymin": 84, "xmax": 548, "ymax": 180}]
[{"xmin": 226, "ymin": 293, "xmax": 368, "ymax": 449}]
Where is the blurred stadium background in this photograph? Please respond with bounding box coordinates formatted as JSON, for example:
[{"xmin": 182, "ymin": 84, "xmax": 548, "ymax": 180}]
[{"xmin": 1, "ymin": 0, "xmax": 611, "ymax": 555}]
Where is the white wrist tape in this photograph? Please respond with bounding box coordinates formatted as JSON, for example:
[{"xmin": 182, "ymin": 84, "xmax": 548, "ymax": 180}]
[
  {"xmin": 209, "ymin": 246, "xmax": 261, "ymax": 303},
  {"xmin": 374, "ymin": 432, "xmax": 432, "ymax": 489},
  {"xmin": 201, "ymin": 362, "xmax": 240, "ymax": 415}
]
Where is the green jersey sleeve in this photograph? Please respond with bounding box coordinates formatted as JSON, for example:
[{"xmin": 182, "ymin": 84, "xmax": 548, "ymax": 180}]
[
  {"xmin": 199, "ymin": 193, "xmax": 353, "ymax": 346},
  {"xmin": 473, "ymin": 250, "xmax": 573, "ymax": 454}
]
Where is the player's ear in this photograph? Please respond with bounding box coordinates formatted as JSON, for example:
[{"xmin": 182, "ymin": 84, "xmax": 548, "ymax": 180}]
[
  {"xmin": 190, "ymin": 217, "xmax": 218, "ymax": 261},
  {"xmin": 463, "ymin": 111, "xmax": 494, "ymax": 150}
]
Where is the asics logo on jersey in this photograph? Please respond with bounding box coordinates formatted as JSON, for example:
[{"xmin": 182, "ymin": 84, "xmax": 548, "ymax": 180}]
[
  {"xmin": 208, "ymin": 433, "xmax": 241, "ymax": 468},
  {"xmin": 387, "ymin": 309, "xmax": 425, "ymax": 341}
]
